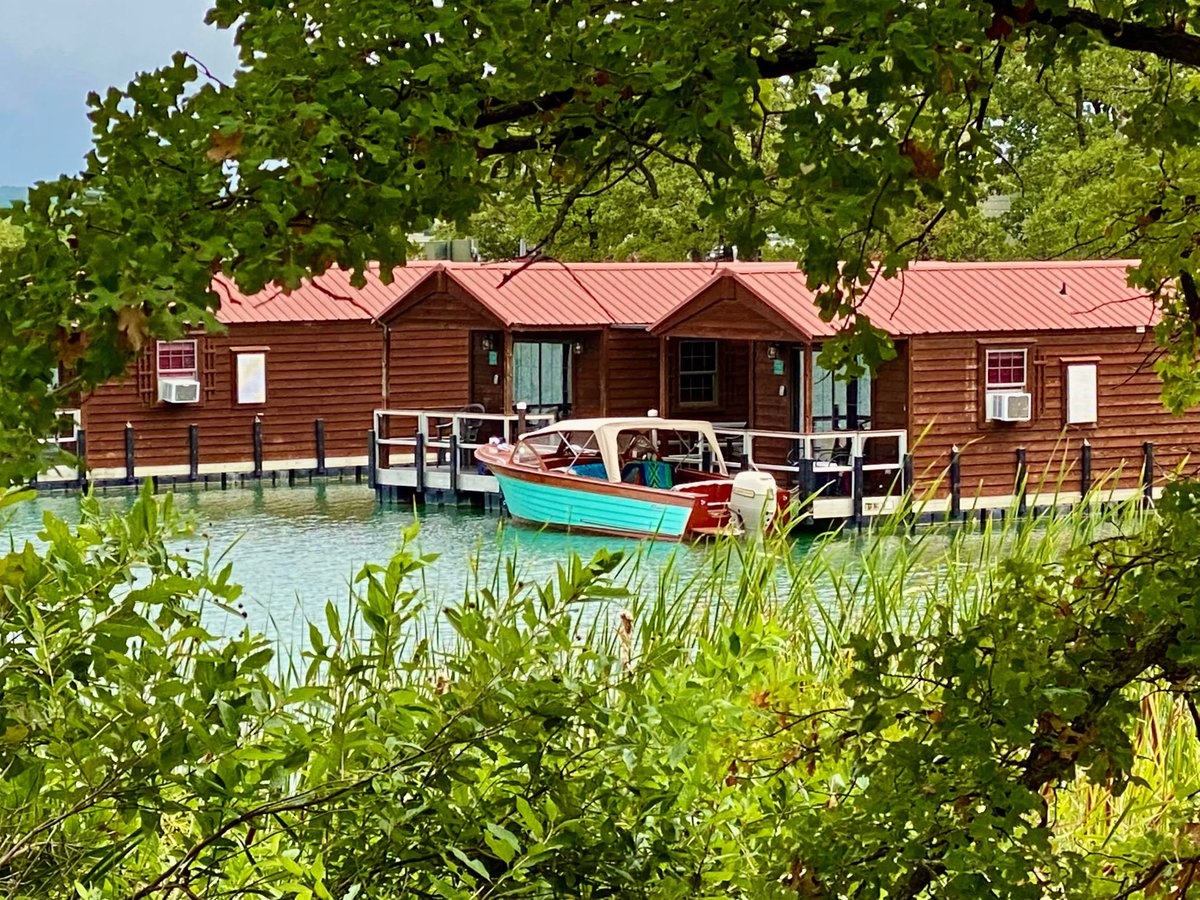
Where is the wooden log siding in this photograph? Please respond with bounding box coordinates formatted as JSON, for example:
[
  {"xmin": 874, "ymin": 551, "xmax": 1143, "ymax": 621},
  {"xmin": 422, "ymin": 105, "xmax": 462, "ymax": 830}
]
[
  {"xmin": 604, "ymin": 329, "xmax": 661, "ymax": 417},
  {"xmin": 469, "ymin": 330, "xmax": 505, "ymax": 414},
  {"xmin": 385, "ymin": 289, "xmax": 498, "ymax": 418},
  {"xmin": 906, "ymin": 329, "xmax": 1200, "ymax": 498},
  {"xmin": 664, "ymin": 337, "xmax": 751, "ymax": 422},
  {"xmin": 750, "ymin": 341, "xmax": 796, "ymax": 468},
  {"xmin": 872, "ymin": 342, "xmax": 909, "ymax": 430},
  {"xmin": 81, "ymin": 321, "xmax": 383, "ymax": 470}
]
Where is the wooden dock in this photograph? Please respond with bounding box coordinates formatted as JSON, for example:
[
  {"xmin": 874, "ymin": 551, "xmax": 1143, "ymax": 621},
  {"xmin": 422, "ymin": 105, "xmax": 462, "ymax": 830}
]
[{"xmin": 369, "ymin": 408, "xmax": 911, "ymax": 522}]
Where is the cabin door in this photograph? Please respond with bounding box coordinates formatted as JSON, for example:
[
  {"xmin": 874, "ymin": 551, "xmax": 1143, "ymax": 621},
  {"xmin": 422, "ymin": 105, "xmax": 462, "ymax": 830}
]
[
  {"xmin": 791, "ymin": 346, "xmax": 805, "ymax": 431},
  {"xmin": 811, "ymin": 349, "xmax": 872, "ymax": 431},
  {"xmin": 513, "ymin": 340, "xmax": 573, "ymax": 417}
]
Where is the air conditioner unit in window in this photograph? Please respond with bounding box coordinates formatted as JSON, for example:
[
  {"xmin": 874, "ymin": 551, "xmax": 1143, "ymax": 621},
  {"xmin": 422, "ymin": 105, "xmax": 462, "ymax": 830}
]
[
  {"xmin": 988, "ymin": 391, "xmax": 1031, "ymax": 422},
  {"xmin": 158, "ymin": 377, "xmax": 201, "ymax": 404}
]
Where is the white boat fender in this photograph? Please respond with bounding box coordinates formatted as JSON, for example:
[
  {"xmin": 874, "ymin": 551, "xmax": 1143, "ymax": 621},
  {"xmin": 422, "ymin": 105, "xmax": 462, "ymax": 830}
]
[{"xmin": 728, "ymin": 470, "xmax": 779, "ymax": 533}]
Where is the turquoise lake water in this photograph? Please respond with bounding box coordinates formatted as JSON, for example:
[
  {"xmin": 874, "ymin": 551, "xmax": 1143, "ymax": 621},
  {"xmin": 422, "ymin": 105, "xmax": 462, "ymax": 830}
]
[{"xmin": 2, "ymin": 482, "xmax": 798, "ymax": 650}]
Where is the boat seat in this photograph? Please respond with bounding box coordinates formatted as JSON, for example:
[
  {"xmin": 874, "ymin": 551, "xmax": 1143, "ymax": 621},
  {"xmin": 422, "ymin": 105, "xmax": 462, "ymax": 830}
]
[
  {"xmin": 620, "ymin": 460, "xmax": 674, "ymax": 488},
  {"xmin": 566, "ymin": 462, "xmax": 609, "ymax": 479}
]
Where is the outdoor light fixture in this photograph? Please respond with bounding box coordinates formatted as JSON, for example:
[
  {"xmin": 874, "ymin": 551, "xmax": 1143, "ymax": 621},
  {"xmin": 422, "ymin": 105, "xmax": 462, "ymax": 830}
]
[
  {"xmin": 480, "ymin": 336, "xmax": 495, "ymax": 351},
  {"xmin": 572, "ymin": 342, "xmax": 584, "ymax": 355},
  {"xmin": 767, "ymin": 344, "xmax": 780, "ymax": 359}
]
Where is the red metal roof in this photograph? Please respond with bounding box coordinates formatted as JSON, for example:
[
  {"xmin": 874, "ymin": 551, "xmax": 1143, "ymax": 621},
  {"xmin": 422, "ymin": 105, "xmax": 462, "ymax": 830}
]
[
  {"xmin": 653, "ymin": 259, "xmax": 1157, "ymax": 337},
  {"xmin": 213, "ymin": 258, "xmax": 1157, "ymax": 336},
  {"xmin": 213, "ymin": 263, "xmax": 440, "ymax": 324},
  {"xmin": 380, "ymin": 260, "xmax": 799, "ymax": 328}
]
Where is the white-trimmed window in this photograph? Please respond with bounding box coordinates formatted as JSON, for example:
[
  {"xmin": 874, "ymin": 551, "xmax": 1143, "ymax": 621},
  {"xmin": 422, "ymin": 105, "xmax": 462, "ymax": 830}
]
[
  {"xmin": 157, "ymin": 340, "xmax": 198, "ymax": 379},
  {"xmin": 233, "ymin": 349, "xmax": 268, "ymax": 405},
  {"xmin": 1064, "ymin": 361, "xmax": 1098, "ymax": 425},
  {"xmin": 679, "ymin": 340, "xmax": 718, "ymax": 406},
  {"xmin": 985, "ymin": 348, "xmax": 1027, "ymax": 391}
]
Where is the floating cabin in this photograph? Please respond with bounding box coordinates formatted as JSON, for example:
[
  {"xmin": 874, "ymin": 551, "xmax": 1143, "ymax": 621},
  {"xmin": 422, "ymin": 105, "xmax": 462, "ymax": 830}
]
[
  {"xmin": 68, "ymin": 257, "xmax": 1200, "ymax": 520},
  {"xmin": 74, "ymin": 265, "xmax": 429, "ymax": 483}
]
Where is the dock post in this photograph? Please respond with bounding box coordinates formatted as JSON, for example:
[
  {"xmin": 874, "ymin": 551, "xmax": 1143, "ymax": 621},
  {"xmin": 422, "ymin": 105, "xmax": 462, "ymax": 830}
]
[
  {"xmin": 449, "ymin": 434, "xmax": 460, "ymax": 493},
  {"xmin": 701, "ymin": 448, "xmax": 712, "ymax": 473},
  {"xmin": 1015, "ymin": 447, "xmax": 1028, "ymax": 516},
  {"xmin": 189, "ymin": 424, "xmax": 199, "ymax": 481},
  {"xmin": 314, "ymin": 418, "xmax": 326, "ymax": 475},
  {"xmin": 415, "ymin": 431, "xmax": 426, "ymax": 492},
  {"xmin": 75, "ymin": 428, "xmax": 87, "ymax": 492},
  {"xmin": 252, "ymin": 417, "xmax": 263, "ymax": 479},
  {"xmin": 1080, "ymin": 440, "xmax": 1092, "ymax": 500},
  {"xmin": 796, "ymin": 457, "xmax": 814, "ymax": 499},
  {"xmin": 124, "ymin": 423, "xmax": 136, "ymax": 484},
  {"xmin": 949, "ymin": 446, "xmax": 961, "ymax": 521},
  {"xmin": 366, "ymin": 429, "xmax": 377, "ymax": 491},
  {"xmin": 515, "ymin": 401, "xmax": 527, "ymax": 436},
  {"xmin": 851, "ymin": 456, "xmax": 865, "ymax": 529},
  {"xmin": 1142, "ymin": 441, "xmax": 1154, "ymax": 508},
  {"xmin": 901, "ymin": 452, "xmax": 914, "ymax": 527}
]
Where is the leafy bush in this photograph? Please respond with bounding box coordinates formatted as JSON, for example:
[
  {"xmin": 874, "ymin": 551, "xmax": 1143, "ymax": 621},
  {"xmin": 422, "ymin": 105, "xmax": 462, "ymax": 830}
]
[{"xmin": 3, "ymin": 483, "xmax": 1200, "ymax": 897}]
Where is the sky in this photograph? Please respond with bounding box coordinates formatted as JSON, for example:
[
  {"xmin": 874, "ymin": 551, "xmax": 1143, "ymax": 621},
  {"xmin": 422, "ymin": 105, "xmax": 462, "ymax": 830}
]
[{"xmin": 0, "ymin": 0, "xmax": 239, "ymax": 186}]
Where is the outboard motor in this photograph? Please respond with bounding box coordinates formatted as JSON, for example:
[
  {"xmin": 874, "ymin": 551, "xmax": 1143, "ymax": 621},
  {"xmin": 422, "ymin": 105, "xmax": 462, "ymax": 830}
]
[{"xmin": 728, "ymin": 470, "xmax": 779, "ymax": 534}]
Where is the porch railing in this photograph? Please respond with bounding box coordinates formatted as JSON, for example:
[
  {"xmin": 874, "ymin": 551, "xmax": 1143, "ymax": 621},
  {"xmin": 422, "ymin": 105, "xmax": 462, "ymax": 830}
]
[{"xmin": 371, "ymin": 408, "xmax": 557, "ymax": 492}]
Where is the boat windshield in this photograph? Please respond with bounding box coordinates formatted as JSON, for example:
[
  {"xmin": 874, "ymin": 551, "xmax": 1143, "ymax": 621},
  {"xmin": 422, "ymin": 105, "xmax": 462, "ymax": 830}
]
[
  {"xmin": 616, "ymin": 427, "xmax": 713, "ymax": 466},
  {"xmin": 511, "ymin": 429, "xmax": 603, "ymax": 470}
]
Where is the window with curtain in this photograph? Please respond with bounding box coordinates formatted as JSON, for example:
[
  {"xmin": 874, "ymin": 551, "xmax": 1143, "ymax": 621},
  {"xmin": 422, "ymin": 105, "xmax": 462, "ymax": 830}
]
[{"xmin": 513, "ymin": 341, "xmax": 571, "ymax": 411}]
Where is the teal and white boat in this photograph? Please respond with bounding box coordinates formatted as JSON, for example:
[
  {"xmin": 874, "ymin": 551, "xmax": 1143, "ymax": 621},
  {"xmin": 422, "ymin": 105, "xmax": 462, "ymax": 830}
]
[{"xmin": 475, "ymin": 417, "xmax": 785, "ymax": 540}]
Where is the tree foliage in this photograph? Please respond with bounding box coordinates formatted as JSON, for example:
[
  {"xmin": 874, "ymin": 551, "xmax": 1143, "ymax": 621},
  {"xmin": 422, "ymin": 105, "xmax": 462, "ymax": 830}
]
[
  {"xmin": 3, "ymin": 1, "xmax": 1200, "ymax": 479},
  {"xmin": 6, "ymin": 481, "xmax": 1200, "ymax": 897}
]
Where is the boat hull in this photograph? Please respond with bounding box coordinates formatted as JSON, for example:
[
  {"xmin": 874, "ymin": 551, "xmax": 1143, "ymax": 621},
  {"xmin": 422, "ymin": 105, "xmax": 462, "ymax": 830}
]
[{"xmin": 493, "ymin": 469, "xmax": 695, "ymax": 539}]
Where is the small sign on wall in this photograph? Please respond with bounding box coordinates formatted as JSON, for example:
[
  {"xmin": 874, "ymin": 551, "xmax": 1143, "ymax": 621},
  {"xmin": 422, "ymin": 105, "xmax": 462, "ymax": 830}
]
[
  {"xmin": 488, "ymin": 350, "xmax": 499, "ymax": 366},
  {"xmin": 772, "ymin": 359, "xmax": 785, "ymax": 376}
]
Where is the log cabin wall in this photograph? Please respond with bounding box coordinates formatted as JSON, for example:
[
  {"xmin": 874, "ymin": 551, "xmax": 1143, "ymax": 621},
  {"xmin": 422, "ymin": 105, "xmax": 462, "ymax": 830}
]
[
  {"xmin": 81, "ymin": 320, "xmax": 383, "ymax": 470},
  {"xmin": 750, "ymin": 341, "xmax": 799, "ymax": 467},
  {"xmin": 385, "ymin": 288, "xmax": 495, "ymax": 412},
  {"xmin": 907, "ymin": 328, "xmax": 1200, "ymax": 497},
  {"xmin": 603, "ymin": 329, "xmax": 661, "ymax": 417},
  {"xmin": 469, "ymin": 330, "xmax": 505, "ymax": 414},
  {"xmin": 871, "ymin": 342, "xmax": 909, "ymax": 430},
  {"xmin": 568, "ymin": 332, "xmax": 604, "ymax": 417},
  {"xmin": 663, "ymin": 337, "xmax": 751, "ymax": 423}
]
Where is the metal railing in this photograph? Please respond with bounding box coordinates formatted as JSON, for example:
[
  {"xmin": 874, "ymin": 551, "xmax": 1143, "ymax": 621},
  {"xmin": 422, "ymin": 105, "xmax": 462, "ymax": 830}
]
[{"xmin": 371, "ymin": 408, "xmax": 557, "ymax": 489}]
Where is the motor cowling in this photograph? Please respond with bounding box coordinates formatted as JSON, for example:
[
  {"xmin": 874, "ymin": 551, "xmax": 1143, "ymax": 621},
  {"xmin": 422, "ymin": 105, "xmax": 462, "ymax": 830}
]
[{"xmin": 728, "ymin": 470, "xmax": 779, "ymax": 534}]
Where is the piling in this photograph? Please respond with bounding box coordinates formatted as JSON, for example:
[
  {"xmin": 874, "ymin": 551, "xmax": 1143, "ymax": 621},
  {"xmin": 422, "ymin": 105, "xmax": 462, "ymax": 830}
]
[
  {"xmin": 415, "ymin": 431, "xmax": 426, "ymax": 492},
  {"xmin": 1142, "ymin": 441, "xmax": 1154, "ymax": 508},
  {"xmin": 851, "ymin": 456, "xmax": 865, "ymax": 529},
  {"xmin": 1015, "ymin": 447, "xmax": 1027, "ymax": 516},
  {"xmin": 75, "ymin": 428, "xmax": 87, "ymax": 492},
  {"xmin": 252, "ymin": 417, "xmax": 263, "ymax": 478},
  {"xmin": 124, "ymin": 423, "xmax": 136, "ymax": 484},
  {"xmin": 314, "ymin": 418, "xmax": 326, "ymax": 475},
  {"xmin": 367, "ymin": 429, "xmax": 377, "ymax": 490},
  {"xmin": 189, "ymin": 424, "xmax": 199, "ymax": 480},
  {"xmin": 1080, "ymin": 440, "xmax": 1092, "ymax": 498},
  {"xmin": 949, "ymin": 446, "xmax": 961, "ymax": 521}
]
